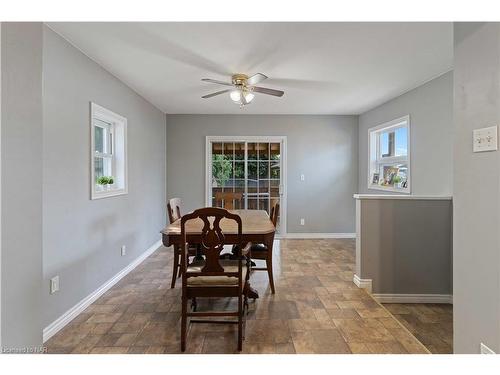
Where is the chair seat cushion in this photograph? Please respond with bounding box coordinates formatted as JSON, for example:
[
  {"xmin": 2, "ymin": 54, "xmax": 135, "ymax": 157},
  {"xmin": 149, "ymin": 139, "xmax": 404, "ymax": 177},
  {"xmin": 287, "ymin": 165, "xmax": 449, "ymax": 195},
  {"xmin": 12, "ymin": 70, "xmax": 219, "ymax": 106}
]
[{"xmin": 186, "ymin": 260, "xmax": 248, "ymax": 287}]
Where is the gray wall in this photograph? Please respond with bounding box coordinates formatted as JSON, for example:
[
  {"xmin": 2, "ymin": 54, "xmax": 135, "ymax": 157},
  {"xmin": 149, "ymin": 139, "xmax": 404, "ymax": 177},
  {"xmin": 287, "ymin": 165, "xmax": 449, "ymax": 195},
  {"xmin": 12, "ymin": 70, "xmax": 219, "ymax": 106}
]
[
  {"xmin": 358, "ymin": 71, "xmax": 453, "ymax": 195},
  {"xmin": 1, "ymin": 23, "xmax": 44, "ymax": 347},
  {"xmin": 42, "ymin": 27, "xmax": 166, "ymax": 328},
  {"xmin": 453, "ymin": 23, "xmax": 500, "ymax": 354},
  {"xmin": 356, "ymin": 198, "xmax": 452, "ymax": 295},
  {"xmin": 166, "ymin": 115, "xmax": 358, "ymax": 234}
]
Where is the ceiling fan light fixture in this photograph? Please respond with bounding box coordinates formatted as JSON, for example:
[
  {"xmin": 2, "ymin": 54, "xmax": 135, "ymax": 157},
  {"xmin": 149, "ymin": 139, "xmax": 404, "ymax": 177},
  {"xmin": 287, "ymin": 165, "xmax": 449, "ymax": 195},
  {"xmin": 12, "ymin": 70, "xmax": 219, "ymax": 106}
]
[
  {"xmin": 230, "ymin": 90, "xmax": 241, "ymax": 102},
  {"xmin": 244, "ymin": 92, "xmax": 255, "ymax": 103}
]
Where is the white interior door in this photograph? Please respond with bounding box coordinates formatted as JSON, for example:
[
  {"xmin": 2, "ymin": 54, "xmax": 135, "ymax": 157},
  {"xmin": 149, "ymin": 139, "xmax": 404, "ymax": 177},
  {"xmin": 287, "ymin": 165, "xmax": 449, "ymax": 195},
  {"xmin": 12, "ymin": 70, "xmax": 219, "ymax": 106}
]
[{"xmin": 206, "ymin": 136, "xmax": 287, "ymax": 235}]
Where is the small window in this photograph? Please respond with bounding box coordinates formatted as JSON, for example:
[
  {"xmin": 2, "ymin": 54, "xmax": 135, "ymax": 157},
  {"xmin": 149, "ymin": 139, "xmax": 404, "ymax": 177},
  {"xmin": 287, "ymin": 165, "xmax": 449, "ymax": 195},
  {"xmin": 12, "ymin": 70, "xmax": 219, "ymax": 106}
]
[
  {"xmin": 368, "ymin": 116, "xmax": 410, "ymax": 193},
  {"xmin": 90, "ymin": 103, "xmax": 127, "ymax": 199}
]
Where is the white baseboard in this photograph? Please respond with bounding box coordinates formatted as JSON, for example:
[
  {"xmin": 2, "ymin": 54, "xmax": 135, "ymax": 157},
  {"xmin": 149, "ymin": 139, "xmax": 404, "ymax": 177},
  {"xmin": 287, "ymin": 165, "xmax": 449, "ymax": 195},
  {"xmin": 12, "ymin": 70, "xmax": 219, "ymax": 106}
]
[
  {"xmin": 43, "ymin": 240, "xmax": 163, "ymax": 343},
  {"xmin": 353, "ymin": 275, "xmax": 373, "ymax": 293},
  {"xmin": 282, "ymin": 233, "xmax": 356, "ymax": 239},
  {"xmin": 480, "ymin": 343, "xmax": 496, "ymax": 354},
  {"xmin": 372, "ymin": 293, "xmax": 453, "ymax": 304}
]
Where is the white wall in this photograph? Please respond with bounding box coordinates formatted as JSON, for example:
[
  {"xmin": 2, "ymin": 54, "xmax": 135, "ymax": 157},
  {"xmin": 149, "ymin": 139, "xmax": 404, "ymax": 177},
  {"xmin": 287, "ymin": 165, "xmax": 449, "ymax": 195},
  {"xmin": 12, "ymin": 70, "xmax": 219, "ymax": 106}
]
[
  {"xmin": 166, "ymin": 114, "xmax": 358, "ymax": 234},
  {"xmin": 42, "ymin": 27, "xmax": 167, "ymax": 329},
  {"xmin": 358, "ymin": 71, "xmax": 453, "ymax": 195},
  {"xmin": 453, "ymin": 22, "xmax": 500, "ymax": 354}
]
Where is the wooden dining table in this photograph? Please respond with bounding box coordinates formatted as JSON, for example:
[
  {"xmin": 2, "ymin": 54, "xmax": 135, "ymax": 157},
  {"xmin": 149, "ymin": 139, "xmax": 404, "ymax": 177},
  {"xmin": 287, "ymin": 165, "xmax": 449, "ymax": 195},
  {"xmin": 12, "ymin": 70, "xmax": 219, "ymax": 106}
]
[{"xmin": 161, "ymin": 209, "xmax": 276, "ymax": 299}]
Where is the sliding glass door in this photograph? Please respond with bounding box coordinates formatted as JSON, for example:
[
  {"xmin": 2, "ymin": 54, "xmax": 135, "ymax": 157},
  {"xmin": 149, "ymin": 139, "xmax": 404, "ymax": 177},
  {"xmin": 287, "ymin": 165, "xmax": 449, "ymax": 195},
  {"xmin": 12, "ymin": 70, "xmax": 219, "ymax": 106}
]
[{"xmin": 206, "ymin": 137, "xmax": 286, "ymax": 234}]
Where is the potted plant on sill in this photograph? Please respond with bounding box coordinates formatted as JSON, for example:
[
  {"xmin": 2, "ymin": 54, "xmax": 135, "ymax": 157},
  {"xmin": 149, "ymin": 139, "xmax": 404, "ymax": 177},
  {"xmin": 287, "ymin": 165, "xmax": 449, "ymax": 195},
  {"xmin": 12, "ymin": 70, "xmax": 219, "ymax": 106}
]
[
  {"xmin": 392, "ymin": 175, "xmax": 403, "ymax": 189},
  {"xmin": 96, "ymin": 176, "xmax": 114, "ymax": 191}
]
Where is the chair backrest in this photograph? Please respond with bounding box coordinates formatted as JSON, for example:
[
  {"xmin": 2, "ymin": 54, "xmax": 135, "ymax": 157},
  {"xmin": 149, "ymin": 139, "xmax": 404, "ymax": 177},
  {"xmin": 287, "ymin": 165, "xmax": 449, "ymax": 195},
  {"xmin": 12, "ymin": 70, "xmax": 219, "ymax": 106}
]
[
  {"xmin": 214, "ymin": 192, "xmax": 243, "ymax": 210},
  {"xmin": 167, "ymin": 197, "xmax": 182, "ymax": 224},
  {"xmin": 270, "ymin": 201, "xmax": 280, "ymax": 227},
  {"xmin": 181, "ymin": 207, "xmax": 243, "ymax": 275}
]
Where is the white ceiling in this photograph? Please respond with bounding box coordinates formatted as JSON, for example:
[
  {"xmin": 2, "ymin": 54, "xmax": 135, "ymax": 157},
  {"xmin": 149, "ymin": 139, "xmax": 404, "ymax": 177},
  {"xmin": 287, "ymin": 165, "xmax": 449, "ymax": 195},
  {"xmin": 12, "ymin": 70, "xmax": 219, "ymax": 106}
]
[{"xmin": 48, "ymin": 22, "xmax": 453, "ymax": 115}]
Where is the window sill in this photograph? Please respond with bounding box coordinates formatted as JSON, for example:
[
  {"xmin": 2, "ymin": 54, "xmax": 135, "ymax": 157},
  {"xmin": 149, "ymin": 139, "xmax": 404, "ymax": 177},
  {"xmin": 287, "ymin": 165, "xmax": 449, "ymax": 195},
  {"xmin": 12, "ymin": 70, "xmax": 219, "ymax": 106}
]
[
  {"xmin": 91, "ymin": 188, "xmax": 128, "ymax": 200},
  {"xmin": 368, "ymin": 185, "xmax": 410, "ymax": 194}
]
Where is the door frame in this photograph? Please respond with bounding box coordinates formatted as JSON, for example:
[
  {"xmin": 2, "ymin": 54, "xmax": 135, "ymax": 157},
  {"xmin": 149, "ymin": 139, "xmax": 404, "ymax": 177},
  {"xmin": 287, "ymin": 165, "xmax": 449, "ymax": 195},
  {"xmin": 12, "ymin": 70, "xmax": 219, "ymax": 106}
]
[{"xmin": 205, "ymin": 135, "xmax": 287, "ymax": 236}]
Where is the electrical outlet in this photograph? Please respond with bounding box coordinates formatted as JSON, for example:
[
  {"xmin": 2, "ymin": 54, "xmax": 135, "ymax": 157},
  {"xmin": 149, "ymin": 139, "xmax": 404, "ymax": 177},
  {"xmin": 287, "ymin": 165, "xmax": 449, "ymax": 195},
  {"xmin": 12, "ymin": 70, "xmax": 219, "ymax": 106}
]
[
  {"xmin": 300, "ymin": 174, "xmax": 305, "ymax": 181},
  {"xmin": 121, "ymin": 245, "xmax": 126, "ymax": 256},
  {"xmin": 300, "ymin": 218, "xmax": 305, "ymax": 226},
  {"xmin": 50, "ymin": 276, "xmax": 59, "ymax": 295}
]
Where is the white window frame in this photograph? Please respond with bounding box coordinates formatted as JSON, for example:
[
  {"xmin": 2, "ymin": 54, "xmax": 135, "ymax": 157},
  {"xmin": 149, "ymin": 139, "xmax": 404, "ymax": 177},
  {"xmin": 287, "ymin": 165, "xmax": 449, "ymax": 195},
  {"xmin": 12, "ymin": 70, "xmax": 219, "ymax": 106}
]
[
  {"xmin": 90, "ymin": 103, "xmax": 128, "ymax": 200},
  {"xmin": 205, "ymin": 135, "xmax": 287, "ymax": 236},
  {"xmin": 367, "ymin": 115, "xmax": 411, "ymax": 194},
  {"xmin": 94, "ymin": 119, "xmax": 114, "ymax": 176}
]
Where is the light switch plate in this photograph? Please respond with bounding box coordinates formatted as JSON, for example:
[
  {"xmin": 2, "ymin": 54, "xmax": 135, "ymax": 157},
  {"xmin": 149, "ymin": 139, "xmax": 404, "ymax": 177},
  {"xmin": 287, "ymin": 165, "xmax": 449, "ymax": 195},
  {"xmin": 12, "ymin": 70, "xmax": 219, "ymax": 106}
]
[
  {"xmin": 50, "ymin": 276, "xmax": 60, "ymax": 295},
  {"xmin": 473, "ymin": 126, "xmax": 498, "ymax": 152}
]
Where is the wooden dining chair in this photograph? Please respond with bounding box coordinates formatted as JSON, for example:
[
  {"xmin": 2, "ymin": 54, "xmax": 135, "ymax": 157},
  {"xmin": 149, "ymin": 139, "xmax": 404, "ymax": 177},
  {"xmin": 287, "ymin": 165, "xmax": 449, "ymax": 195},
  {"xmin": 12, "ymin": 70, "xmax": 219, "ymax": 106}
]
[
  {"xmin": 214, "ymin": 191, "xmax": 243, "ymax": 210},
  {"xmin": 249, "ymin": 202, "xmax": 279, "ymax": 294},
  {"xmin": 167, "ymin": 198, "xmax": 197, "ymax": 288},
  {"xmin": 180, "ymin": 207, "xmax": 251, "ymax": 352}
]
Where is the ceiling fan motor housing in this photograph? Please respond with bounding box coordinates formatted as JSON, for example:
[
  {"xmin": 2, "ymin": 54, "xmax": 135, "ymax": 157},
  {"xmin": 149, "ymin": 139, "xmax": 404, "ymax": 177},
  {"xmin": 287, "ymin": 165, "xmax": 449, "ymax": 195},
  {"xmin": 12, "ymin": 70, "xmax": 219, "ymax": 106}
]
[{"xmin": 231, "ymin": 73, "xmax": 249, "ymax": 87}]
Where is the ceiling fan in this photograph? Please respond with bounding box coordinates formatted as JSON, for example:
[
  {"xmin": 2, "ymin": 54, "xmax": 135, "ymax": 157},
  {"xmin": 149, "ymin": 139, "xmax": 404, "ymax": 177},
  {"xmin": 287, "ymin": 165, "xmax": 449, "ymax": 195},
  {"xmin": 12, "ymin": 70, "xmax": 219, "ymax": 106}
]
[{"xmin": 201, "ymin": 73, "xmax": 284, "ymax": 107}]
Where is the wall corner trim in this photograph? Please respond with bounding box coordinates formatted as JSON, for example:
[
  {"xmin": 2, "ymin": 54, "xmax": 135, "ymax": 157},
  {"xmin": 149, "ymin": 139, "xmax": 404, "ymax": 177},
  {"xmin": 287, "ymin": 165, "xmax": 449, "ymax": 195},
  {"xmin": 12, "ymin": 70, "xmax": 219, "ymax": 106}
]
[
  {"xmin": 372, "ymin": 293, "xmax": 453, "ymax": 304},
  {"xmin": 353, "ymin": 275, "xmax": 373, "ymax": 293},
  {"xmin": 282, "ymin": 233, "xmax": 355, "ymax": 239},
  {"xmin": 42, "ymin": 240, "xmax": 163, "ymax": 343}
]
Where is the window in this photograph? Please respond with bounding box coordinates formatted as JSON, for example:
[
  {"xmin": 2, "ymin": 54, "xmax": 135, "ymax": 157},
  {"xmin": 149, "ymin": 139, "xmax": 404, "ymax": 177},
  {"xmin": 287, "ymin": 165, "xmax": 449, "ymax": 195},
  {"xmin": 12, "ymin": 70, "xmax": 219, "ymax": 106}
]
[
  {"xmin": 368, "ymin": 115, "xmax": 410, "ymax": 193},
  {"xmin": 90, "ymin": 103, "xmax": 127, "ymax": 199}
]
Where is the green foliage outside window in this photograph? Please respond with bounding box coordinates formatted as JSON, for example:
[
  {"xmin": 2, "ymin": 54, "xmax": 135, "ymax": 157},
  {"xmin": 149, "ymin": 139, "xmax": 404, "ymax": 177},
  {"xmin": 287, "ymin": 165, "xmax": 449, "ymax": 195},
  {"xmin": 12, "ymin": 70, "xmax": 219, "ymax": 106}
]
[{"xmin": 212, "ymin": 154, "xmax": 232, "ymax": 187}]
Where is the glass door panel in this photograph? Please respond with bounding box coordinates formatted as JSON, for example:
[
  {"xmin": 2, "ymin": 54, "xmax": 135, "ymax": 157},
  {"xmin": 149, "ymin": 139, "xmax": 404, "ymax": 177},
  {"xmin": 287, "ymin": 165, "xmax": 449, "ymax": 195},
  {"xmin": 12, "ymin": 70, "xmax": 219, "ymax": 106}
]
[
  {"xmin": 211, "ymin": 142, "xmax": 223, "ymax": 206},
  {"xmin": 247, "ymin": 142, "xmax": 259, "ymax": 210},
  {"xmin": 209, "ymin": 139, "xmax": 283, "ymax": 233}
]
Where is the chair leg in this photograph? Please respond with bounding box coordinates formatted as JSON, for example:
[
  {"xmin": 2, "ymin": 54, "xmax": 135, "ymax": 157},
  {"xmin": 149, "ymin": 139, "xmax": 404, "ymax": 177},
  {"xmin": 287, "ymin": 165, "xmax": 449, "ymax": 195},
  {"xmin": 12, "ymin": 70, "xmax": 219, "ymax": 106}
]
[
  {"xmin": 237, "ymin": 294, "xmax": 243, "ymax": 351},
  {"xmin": 266, "ymin": 253, "xmax": 275, "ymax": 294},
  {"xmin": 243, "ymin": 291, "xmax": 248, "ymax": 337},
  {"xmin": 244, "ymin": 291, "xmax": 249, "ymax": 314},
  {"xmin": 181, "ymin": 292, "xmax": 187, "ymax": 352},
  {"xmin": 171, "ymin": 249, "xmax": 180, "ymax": 289}
]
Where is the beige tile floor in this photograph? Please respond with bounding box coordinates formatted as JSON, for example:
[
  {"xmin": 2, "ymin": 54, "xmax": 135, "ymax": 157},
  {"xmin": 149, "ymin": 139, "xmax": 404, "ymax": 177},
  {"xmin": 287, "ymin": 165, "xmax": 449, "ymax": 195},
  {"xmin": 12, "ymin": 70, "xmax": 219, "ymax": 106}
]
[
  {"xmin": 383, "ymin": 303, "xmax": 453, "ymax": 354},
  {"xmin": 46, "ymin": 239, "xmax": 429, "ymax": 354}
]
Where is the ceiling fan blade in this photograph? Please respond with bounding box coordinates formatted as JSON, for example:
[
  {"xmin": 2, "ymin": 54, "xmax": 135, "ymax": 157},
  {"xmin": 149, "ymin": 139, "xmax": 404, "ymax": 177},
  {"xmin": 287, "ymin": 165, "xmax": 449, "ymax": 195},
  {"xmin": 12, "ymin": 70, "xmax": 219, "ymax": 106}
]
[
  {"xmin": 201, "ymin": 78, "xmax": 234, "ymax": 87},
  {"xmin": 247, "ymin": 73, "xmax": 268, "ymax": 86},
  {"xmin": 202, "ymin": 89, "xmax": 230, "ymax": 99},
  {"xmin": 251, "ymin": 86, "xmax": 285, "ymax": 97}
]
